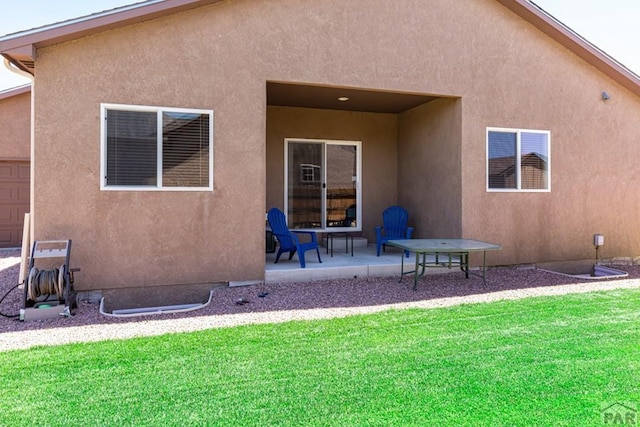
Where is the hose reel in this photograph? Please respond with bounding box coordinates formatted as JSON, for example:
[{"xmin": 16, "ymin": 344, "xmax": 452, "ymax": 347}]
[{"xmin": 21, "ymin": 240, "xmax": 79, "ymax": 321}]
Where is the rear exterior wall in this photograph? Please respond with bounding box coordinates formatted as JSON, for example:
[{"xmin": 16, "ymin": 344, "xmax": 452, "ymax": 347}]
[{"xmin": 29, "ymin": 0, "xmax": 640, "ymax": 291}]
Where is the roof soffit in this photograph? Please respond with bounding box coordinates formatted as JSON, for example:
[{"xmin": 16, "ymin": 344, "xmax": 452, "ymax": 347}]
[{"xmin": 267, "ymin": 82, "xmax": 440, "ymax": 114}]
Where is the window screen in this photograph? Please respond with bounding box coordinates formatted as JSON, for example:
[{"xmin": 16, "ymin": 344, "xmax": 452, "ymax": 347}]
[
  {"xmin": 520, "ymin": 132, "xmax": 548, "ymax": 190},
  {"xmin": 162, "ymin": 112, "xmax": 210, "ymax": 188},
  {"xmin": 487, "ymin": 131, "xmax": 517, "ymax": 189},
  {"xmin": 106, "ymin": 110, "xmax": 158, "ymax": 186}
]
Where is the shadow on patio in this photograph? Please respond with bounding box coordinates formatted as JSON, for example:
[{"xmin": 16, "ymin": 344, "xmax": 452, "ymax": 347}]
[{"xmin": 265, "ymin": 243, "xmax": 431, "ymax": 283}]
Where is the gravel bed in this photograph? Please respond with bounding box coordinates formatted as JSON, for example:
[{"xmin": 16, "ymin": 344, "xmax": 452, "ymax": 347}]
[{"xmin": 2, "ymin": 249, "xmax": 640, "ymax": 352}]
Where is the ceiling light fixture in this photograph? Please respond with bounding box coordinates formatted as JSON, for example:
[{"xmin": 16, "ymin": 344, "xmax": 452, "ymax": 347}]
[{"xmin": 337, "ymin": 96, "xmax": 349, "ymax": 102}]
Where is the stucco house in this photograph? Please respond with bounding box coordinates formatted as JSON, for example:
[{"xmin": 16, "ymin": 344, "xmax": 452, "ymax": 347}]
[
  {"xmin": 0, "ymin": 85, "xmax": 30, "ymax": 248},
  {"xmin": 1, "ymin": 0, "xmax": 640, "ymax": 302}
]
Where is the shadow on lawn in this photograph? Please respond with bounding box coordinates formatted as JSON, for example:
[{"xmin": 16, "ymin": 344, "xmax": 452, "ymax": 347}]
[{"xmin": 2, "ymin": 248, "xmax": 640, "ymax": 334}]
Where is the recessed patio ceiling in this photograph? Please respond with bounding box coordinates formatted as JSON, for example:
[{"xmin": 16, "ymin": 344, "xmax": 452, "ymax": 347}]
[{"xmin": 267, "ymin": 82, "xmax": 438, "ymax": 114}]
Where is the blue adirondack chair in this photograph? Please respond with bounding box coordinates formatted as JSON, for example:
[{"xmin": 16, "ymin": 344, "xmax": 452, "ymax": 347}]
[
  {"xmin": 375, "ymin": 205, "xmax": 413, "ymax": 257},
  {"xmin": 267, "ymin": 208, "xmax": 322, "ymax": 268}
]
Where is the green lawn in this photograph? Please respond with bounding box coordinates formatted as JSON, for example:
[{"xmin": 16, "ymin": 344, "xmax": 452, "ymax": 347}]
[{"xmin": 1, "ymin": 288, "xmax": 639, "ymax": 426}]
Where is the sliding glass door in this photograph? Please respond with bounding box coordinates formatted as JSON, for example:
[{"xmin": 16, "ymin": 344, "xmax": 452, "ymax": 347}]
[{"xmin": 285, "ymin": 139, "xmax": 361, "ymax": 231}]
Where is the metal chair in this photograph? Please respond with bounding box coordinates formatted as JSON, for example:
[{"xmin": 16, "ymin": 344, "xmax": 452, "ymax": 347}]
[
  {"xmin": 267, "ymin": 208, "xmax": 322, "ymax": 268},
  {"xmin": 375, "ymin": 205, "xmax": 413, "ymax": 257}
]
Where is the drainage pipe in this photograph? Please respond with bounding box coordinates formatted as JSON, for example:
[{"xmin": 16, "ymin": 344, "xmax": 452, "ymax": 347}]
[{"xmin": 99, "ymin": 290, "xmax": 214, "ymax": 318}]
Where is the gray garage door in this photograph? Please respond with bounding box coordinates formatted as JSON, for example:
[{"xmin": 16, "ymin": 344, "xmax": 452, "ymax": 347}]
[{"xmin": 0, "ymin": 161, "xmax": 29, "ymax": 248}]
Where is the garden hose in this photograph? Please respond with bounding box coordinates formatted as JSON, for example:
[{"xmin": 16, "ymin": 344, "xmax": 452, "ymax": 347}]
[
  {"xmin": 26, "ymin": 265, "xmax": 66, "ymax": 301},
  {"xmin": 0, "ymin": 283, "xmax": 19, "ymax": 318}
]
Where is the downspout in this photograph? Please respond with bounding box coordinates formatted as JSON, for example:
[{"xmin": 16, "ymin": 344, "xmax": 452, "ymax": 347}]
[{"xmin": 3, "ymin": 58, "xmax": 35, "ymax": 248}]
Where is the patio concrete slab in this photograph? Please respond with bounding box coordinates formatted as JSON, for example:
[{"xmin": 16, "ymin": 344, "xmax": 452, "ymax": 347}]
[{"xmin": 265, "ymin": 244, "xmax": 453, "ymax": 283}]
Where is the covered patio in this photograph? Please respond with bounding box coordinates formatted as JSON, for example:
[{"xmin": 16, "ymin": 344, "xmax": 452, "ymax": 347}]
[
  {"xmin": 265, "ymin": 82, "xmax": 463, "ymax": 263},
  {"xmin": 265, "ymin": 241, "xmax": 455, "ymax": 284}
]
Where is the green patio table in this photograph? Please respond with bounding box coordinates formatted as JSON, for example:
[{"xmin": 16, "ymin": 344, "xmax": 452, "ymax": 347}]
[{"xmin": 387, "ymin": 239, "xmax": 502, "ymax": 290}]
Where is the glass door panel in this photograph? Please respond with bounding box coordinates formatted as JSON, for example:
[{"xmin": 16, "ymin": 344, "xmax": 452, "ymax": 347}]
[
  {"xmin": 326, "ymin": 144, "xmax": 357, "ymax": 228},
  {"xmin": 285, "ymin": 139, "xmax": 360, "ymax": 231},
  {"xmin": 287, "ymin": 141, "xmax": 323, "ymax": 229}
]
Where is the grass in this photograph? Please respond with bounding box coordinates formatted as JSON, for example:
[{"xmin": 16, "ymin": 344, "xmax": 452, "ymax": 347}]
[{"xmin": 1, "ymin": 288, "xmax": 639, "ymax": 426}]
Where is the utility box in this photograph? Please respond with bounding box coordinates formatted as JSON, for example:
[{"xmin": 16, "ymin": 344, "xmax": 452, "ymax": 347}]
[{"xmin": 266, "ymin": 230, "xmax": 276, "ymax": 253}]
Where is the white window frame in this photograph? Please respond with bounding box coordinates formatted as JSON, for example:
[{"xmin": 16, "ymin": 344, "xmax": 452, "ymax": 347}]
[
  {"xmin": 486, "ymin": 127, "xmax": 550, "ymax": 192},
  {"xmin": 100, "ymin": 103, "xmax": 214, "ymax": 191}
]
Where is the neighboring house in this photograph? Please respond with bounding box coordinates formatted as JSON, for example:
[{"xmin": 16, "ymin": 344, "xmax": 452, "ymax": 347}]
[
  {"xmin": 1, "ymin": 0, "xmax": 640, "ymax": 299},
  {"xmin": 488, "ymin": 152, "xmax": 548, "ymax": 190},
  {"xmin": 0, "ymin": 85, "xmax": 30, "ymax": 248}
]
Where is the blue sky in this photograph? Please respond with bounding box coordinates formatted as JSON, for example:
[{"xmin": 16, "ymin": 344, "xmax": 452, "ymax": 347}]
[{"xmin": 0, "ymin": 0, "xmax": 639, "ymax": 91}]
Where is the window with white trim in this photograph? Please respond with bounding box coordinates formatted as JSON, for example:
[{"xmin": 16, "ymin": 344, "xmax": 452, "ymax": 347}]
[
  {"xmin": 487, "ymin": 128, "xmax": 550, "ymax": 191},
  {"xmin": 101, "ymin": 104, "xmax": 213, "ymax": 190}
]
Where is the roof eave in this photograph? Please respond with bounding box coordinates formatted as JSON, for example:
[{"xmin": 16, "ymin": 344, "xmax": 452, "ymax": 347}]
[
  {"xmin": 1, "ymin": 44, "xmax": 37, "ymax": 75},
  {"xmin": 0, "ymin": 84, "xmax": 31, "ymax": 100},
  {"xmin": 0, "ymin": 0, "xmax": 222, "ymax": 74},
  {"xmin": 497, "ymin": 0, "xmax": 640, "ymax": 97}
]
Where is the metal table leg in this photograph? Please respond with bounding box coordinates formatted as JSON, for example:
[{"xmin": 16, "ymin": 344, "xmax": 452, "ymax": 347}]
[
  {"xmin": 326, "ymin": 232, "xmax": 353, "ymax": 257},
  {"xmin": 398, "ymin": 251, "xmax": 426, "ymax": 291}
]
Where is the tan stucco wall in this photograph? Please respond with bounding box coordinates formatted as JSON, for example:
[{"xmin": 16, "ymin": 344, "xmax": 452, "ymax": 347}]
[
  {"xmin": 266, "ymin": 106, "xmax": 398, "ymax": 243},
  {"xmin": 29, "ymin": 0, "xmax": 640, "ymax": 290},
  {"xmin": 398, "ymin": 98, "xmax": 463, "ymax": 239},
  {"xmin": 0, "ymin": 90, "xmax": 30, "ymax": 160},
  {"xmin": 456, "ymin": 2, "xmax": 640, "ymax": 265}
]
